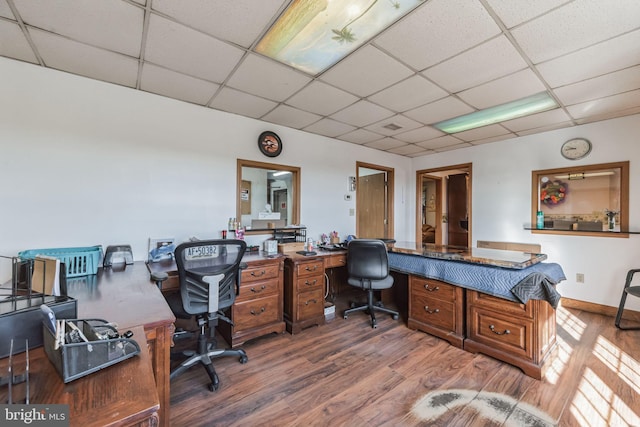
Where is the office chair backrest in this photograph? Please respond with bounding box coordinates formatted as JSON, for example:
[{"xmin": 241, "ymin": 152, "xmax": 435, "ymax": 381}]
[
  {"xmin": 174, "ymin": 239, "xmax": 246, "ymax": 315},
  {"xmin": 347, "ymin": 239, "xmax": 390, "ymax": 281}
]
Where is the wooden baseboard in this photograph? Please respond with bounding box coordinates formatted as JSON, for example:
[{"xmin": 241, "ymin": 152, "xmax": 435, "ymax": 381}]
[{"xmin": 560, "ymin": 297, "xmax": 640, "ymax": 322}]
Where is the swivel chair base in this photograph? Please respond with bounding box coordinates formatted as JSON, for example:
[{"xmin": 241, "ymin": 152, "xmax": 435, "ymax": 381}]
[{"xmin": 343, "ymin": 289, "xmax": 399, "ymax": 329}]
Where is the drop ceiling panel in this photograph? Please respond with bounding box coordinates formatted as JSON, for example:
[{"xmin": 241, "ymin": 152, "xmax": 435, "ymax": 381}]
[
  {"xmin": 501, "ymin": 108, "xmax": 571, "ymax": 133},
  {"xmin": 422, "ymin": 36, "xmax": 528, "ymax": 93},
  {"xmin": 458, "ymin": 69, "xmax": 547, "ymax": 109},
  {"xmin": 416, "ymin": 135, "xmax": 465, "ymax": 150},
  {"xmin": 262, "ymin": 104, "xmax": 321, "ymax": 129},
  {"xmin": 338, "ymin": 128, "xmax": 384, "ymax": 145},
  {"xmin": 374, "ymin": 0, "xmax": 501, "ymax": 70},
  {"xmin": 0, "ymin": 1, "xmax": 13, "ymax": 19},
  {"xmin": 330, "ymin": 100, "xmax": 394, "ymax": 128},
  {"xmin": 151, "ymin": 0, "xmax": 286, "ymax": 48},
  {"xmin": 365, "ymin": 114, "xmax": 423, "ymax": 137},
  {"xmin": 451, "ymin": 123, "xmax": 512, "ymax": 142},
  {"xmin": 286, "ymin": 81, "xmax": 359, "ymax": 116},
  {"xmin": 368, "ymin": 75, "xmax": 448, "ymax": 113},
  {"xmin": 226, "ymin": 53, "xmax": 311, "ymax": 102},
  {"xmin": 554, "ymin": 66, "xmax": 640, "ymax": 106},
  {"xmin": 364, "ymin": 137, "xmax": 407, "ymax": 151},
  {"xmin": 145, "ymin": 14, "xmax": 244, "ymax": 83},
  {"xmin": 404, "ymin": 97, "xmax": 475, "ymax": 125},
  {"xmin": 30, "ymin": 29, "xmax": 138, "ymax": 87},
  {"xmin": 0, "ymin": 20, "xmax": 37, "ymax": 63},
  {"xmin": 209, "ymin": 87, "xmax": 278, "ymax": 119},
  {"xmin": 303, "ymin": 118, "xmax": 356, "ymax": 138},
  {"xmin": 388, "ymin": 144, "xmax": 429, "ymax": 156},
  {"xmin": 567, "ymin": 89, "xmax": 640, "ymax": 120},
  {"xmin": 512, "ymin": 0, "xmax": 640, "ymax": 64},
  {"xmin": 13, "ymin": 0, "xmax": 143, "ymax": 57},
  {"xmin": 484, "ymin": 0, "xmax": 570, "ymax": 28},
  {"xmin": 140, "ymin": 63, "xmax": 219, "ymax": 106},
  {"xmin": 320, "ymin": 45, "xmax": 413, "ymax": 97},
  {"xmin": 395, "ymin": 126, "xmax": 444, "ymax": 144}
]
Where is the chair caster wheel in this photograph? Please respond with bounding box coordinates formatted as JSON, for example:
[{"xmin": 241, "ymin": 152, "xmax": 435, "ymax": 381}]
[
  {"xmin": 372, "ymin": 320, "xmax": 377, "ymax": 328},
  {"xmin": 208, "ymin": 376, "xmax": 220, "ymax": 392},
  {"xmin": 392, "ymin": 314, "xmax": 399, "ymax": 320},
  {"xmin": 350, "ymin": 302, "xmax": 357, "ymax": 309},
  {"xmin": 240, "ymin": 355, "xmax": 248, "ymax": 364},
  {"xmin": 343, "ymin": 315, "xmax": 348, "ymax": 319}
]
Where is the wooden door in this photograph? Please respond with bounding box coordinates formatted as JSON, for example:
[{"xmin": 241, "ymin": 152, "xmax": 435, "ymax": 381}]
[
  {"xmin": 357, "ymin": 172, "xmax": 387, "ymax": 239},
  {"xmin": 447, "ymin": 173, "xmax": 469, "ymax": 247}
]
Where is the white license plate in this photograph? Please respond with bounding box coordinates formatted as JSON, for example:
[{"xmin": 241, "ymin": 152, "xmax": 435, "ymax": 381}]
[{"xmin": 185, "ymin": 245, "xmax": 219, "ymax": 260}]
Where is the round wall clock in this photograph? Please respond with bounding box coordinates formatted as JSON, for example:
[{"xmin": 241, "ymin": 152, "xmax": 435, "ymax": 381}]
[
  {"xmin": 561, "ymin": 138, "xmax": 592, "ymax": 160},
  {"xmin": 257, "ymin": 131, "xmax": 282, "ymax": 157}
]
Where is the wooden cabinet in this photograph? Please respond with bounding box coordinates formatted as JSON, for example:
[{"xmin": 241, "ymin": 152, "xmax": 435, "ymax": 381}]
[
  {"xmin": 218, "ymin": 255, "xmax": 285, "ymax": 347},
  {"xmin": 408, "ymin": 276, "xmax": 465, "ymax": 347},
  {"xmin": 284, "ymin": 256, "xmax": 325, "ymax": 334},
  {"xmin": 464, "ymin": 290, "xmax": 557, "ymax": 380}
]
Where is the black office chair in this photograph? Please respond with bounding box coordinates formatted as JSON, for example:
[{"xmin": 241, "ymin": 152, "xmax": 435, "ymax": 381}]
[
  {"xmin": 343, "ymin": 239, "xmax": 399, "ymax": 328},
  {"xmin": 615, "ymin": 268, "xmax": 640, "ymax": 330},
  {"xmin": 164, "ymin": 239, "xmax": 248, "ymax": 391}
]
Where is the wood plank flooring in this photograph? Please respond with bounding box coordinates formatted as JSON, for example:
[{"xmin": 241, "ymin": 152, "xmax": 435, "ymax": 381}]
[{"xmin": 169, "ymin": 291, "xmax": 640, "ymax": 426}]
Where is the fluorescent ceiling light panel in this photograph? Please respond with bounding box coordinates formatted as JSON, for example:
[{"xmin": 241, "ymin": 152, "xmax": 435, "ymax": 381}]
[
  {"xmin": 433, "ymin": 92, "xmax": 558, "ymax": 134},
  {"xmin": 256, "ymin": 0, "xmax": 425, "ymax": 75}
]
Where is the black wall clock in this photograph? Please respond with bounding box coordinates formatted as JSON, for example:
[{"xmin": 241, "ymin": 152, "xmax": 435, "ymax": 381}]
[{"xmin": 258, "ymin": 131, "xmax": 282, "ymax": 157}]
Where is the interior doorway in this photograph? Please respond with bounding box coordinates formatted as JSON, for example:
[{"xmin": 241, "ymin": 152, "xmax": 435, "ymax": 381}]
[
  {"xmin": 356, "ymin": 162, "xmax": 394, "ymax": 239},
  {"xmin": 416, "ymin": 163, "xmax": 472, "ymax": 247}
]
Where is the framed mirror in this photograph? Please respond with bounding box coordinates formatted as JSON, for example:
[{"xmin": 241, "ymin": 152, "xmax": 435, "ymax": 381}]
[{"xmin": 236, "ymin": 159, "xmax": 300, "ymax": 233}]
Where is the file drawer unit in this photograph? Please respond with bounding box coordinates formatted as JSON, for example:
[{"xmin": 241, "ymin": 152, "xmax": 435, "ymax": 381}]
[
  {"xmin": 218, "ymin": 256, "xmax": 285, "ymax": 348},
  {"xmin": 464, "ymin": 290, "xmax": 557, "ymax": 380},
  {"xmin": 284, "ymin": 256, "xmax": 325, "ymax": 334},
  {"xmin": 408, "ymin": 276, "xmax": 465, "ymax": 348}
]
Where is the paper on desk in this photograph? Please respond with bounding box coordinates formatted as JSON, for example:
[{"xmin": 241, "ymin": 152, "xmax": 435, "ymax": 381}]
[{"xmin": 32, "ymin": 255, "xmax": 61, "ymax": 296}]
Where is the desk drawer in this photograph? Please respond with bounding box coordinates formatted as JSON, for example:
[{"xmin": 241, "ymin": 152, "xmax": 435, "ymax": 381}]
[
  {"xmin": 468, "ymin": 307, "xmax": 533, "ymax": 360},
  {"xmin": 295, "ymin": 274, "xmax": 324, "ymax": 292},
  {"xmin": 468, "ymin": 291, "xmax": 531, "ymax": 319},
  {"xmin": 241, "ymin": 264, "xmax": 280, "ymax": 283},
  {"xmin": 410, "ymin": 293, "xmax": 457, "ymax": 331},
  {"xmin": 295, "ymin": 260, "xmax": 323, "ymax": 277},
  {"xmin": 324, "ymin": 254, "xmax": 346, "ymax": 268},
  {"xmin": 238, "ymin": 277, "xmax": 279, "ymax": 301},
  {"xmin": 295, "ymin": 288, "xmax": 324, "ymax": 321},
  {"xmin": 411, "ymin": 277, "xmax": 457, "ymax": 301},
  {"xmin": 232, "ymin": 294, "xmax": 280, "ymax": 331}
]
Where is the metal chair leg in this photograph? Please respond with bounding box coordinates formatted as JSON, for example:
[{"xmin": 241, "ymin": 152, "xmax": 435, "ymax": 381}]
[{"xmin": 615, "ymin": 269, "xmax": 640, "ymax": 330}]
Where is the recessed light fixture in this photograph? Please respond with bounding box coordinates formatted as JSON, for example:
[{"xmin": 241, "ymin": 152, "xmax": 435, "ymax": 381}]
[
  {"xmin": 432, "ymin": 92, "xmax": 558, "ymax": 134},
  {"xmin": 255, "ymin": 0, "xmax": 425, "ymax": 75},
  {"xmin": 383, "ymin": 123, "xmax": 403, "ymax": 131}
]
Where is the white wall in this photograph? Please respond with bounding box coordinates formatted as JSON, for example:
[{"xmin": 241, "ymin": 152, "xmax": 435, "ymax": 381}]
[
  {"xmin": 0, "ymin": 57, "xmax": 412, "ymax": 275},
  {"xmin": 2, "ymin": 56, "xmax": 638, "ymax": 313},
  {"xmin": 413, "ymin": 114, "xmax": 640, "ymax": 311}
]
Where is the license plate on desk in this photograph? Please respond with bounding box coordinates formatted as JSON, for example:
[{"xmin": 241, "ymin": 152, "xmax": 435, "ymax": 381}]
[{"xmin": 185, "ymin": 245, "xmax": 219, "ymax": 260}]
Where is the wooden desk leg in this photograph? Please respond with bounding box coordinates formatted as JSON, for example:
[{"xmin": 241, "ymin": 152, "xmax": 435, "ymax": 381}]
[{"xmin": 146, "ymin": 322, "xmax": 174, "ymax": 427}]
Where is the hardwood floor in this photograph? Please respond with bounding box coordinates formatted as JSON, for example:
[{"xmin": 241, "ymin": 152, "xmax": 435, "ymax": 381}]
[{"xmin": 169, "ymin": 291, "xmax": 640, "ymax": 426}]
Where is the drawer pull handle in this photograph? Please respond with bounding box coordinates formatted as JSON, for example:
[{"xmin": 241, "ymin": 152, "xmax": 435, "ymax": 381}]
[
  {"xmin": 305, "ymin": 299, "xmax": 318, "ymax": 305},
  {"xmin": 423, "ymin": 306, "xmax": 439, "ymax": 314},
  {"xmin": 250, "ymin": 285, "xmax": 267, "ymax": 293},
  {"xmin": 305, "ymin": 266, "xmax": 318, "ymax": 272},
  {"xmin": 250, "ymin": 307, "xmax": 266, "ymax": 316},
  {"xmin": 489, "ymin": 325, "xmax": 510, "ymax": 335},
  {"xmin": 304, "ymin": 280, "xmax": 317, "ymax": 286},
  {"xmin": 424, "ymin": 285, "xmax": 440, "ymax": 292},
  {"xmin": 250, "ymin": 270, "xmax": 266, "ymax": 277}
]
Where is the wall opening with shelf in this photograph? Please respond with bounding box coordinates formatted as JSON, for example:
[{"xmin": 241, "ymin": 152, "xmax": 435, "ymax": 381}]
[{"xmin": 531, "ymin": 161, "xmax": 629, "ymax": 235}]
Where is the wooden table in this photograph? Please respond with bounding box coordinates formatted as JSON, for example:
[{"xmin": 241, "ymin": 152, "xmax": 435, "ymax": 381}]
[
  {"xmin": 66, "ymin": 263, "xmax": 175, "ymax": 427},
  {"xmin": 0, "ymin": 326, "xmax": 159, "ymax": 427}
]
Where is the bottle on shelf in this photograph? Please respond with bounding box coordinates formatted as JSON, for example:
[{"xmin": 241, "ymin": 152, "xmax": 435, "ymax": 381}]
[{"xmin": 536, "ymin": 211, "xmax": 544, "ymax": 229}]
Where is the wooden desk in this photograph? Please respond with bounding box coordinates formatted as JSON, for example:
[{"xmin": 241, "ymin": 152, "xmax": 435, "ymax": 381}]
[
  {"xmin": 66, "ymin": 263, "xmax": 175, "ymax": 427},
  {"xmin": 0, "ymin": 326, "xmax": 159, "ymax": 427}
]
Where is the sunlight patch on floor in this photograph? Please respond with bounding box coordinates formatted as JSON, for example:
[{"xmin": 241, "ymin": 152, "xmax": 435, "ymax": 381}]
[
  {"xmin": 557, "ymin": 306, "xmax": 586, "ymax": 341},
  {"xmin": 570, "ymin": 367, "xmax": 640, "ymax": 426},
  {"xmin": 593, "ymin": 335, "xmax": 640, "ymax": 394}
]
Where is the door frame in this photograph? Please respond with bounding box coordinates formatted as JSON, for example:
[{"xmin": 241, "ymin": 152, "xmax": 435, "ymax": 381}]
[
  {"xmin": 356, "ymin": 161, "xmax": 394, "ymax": 239},
  {"xmin": 416, "ymin": 163, "xmax": 472, "ymax": 247}
]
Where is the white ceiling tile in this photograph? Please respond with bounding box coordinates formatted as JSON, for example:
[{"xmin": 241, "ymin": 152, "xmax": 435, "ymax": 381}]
[
  {"xmin": 468, "ymin": 133, "xmax": 515, "ymax": 145},
  {"xmin": 394, "ymin": 126, "xmax": 444, "ymax": 144},
  {"xmin": 501, "ymin": 108, "xmax": 571, "ymax": 133},
  {"xmin": 374, "ymin": 0, "xmax": 500, "ymax": 70},
  {"xmin": 404, "ymin": 97, "xmax": 475, "ymax": 125},
  {"xmin": 29, "ymin": 28, "xmax": 138, "ymax": 87},
  {"xmin": 484, "ymin": 0, "xmax": 571, "ymax": 28},
  {"xmin": 516, "ymin": 121, "xmax": 575, "ymax": 136},
  {"xmin": 209, "ymin": 87, "xmax": 277, "ymax": 119},
  {"xmin": 554, "ymin": 66, "xmax": 640, "ymax": 106},
  {"xmin": 451, "ymin": 124, "xmax": 511, "ymax": 142},
  {"xmin": 151, "ymin": 0, "xmax": 285, "ymax": 48},
  {"xmin": 423, "ymin": 36, "xmax": 528, "ymax": 93},
  {"xmin": 320, "ymin": 45, "xmax": 413, "ymax": 97},
  {"xmin": 145, "ymin": 14, "xmax": 243, "ymax": 83},
  {"xmin": 13, "ymin": 0, "xmax": 143, "ymax": 57},
  {"xmin": 262, "ymin": 104, "xmax": 321, "ymax": 129},
  {"xmin": 140, "ymin": 63, "xmax": 219, "ymax": 105},
  {"xmin": 364, "ymin": 137, "xmax": 406, "ymax": 151},
  {"xmin": 368, "ymin": 75, "xmax": 447, "ymax": 113},
  {"xmin": 226, "ymin": 54, "xmax": 311, "ymax": 102},
  {"xmin": 0, "ymin": 1, "xmax": 14, "ymax": 19},
  {"xmin": 365, "ymin": 114, "xmax": 422, "ymax": 136},
  {"xmin": 434, "ymin": 142, "xmax": 473, "ymax": 152},
  {"xmin": 330, "ymin": 100, "xmax": 394, "ymax": 128},
  {"xmin": 388, "ymin": 144, "xmax": 429, "ymax": 156},
  {"xmin": 458, "ymin": 69, "xmax": 547, "ymax": 109},
  {"xmin": 416, "ymin": 135, "xmax": 465, "ymax": 150},
  {"xmin": 0, "ymin": 20, "xmax": 37, "ymax": 63},
  {"xmin": 512, "ymin": 0, "xmax": 640, "ymax": 63},
  {"xmin": 303, "ymin": 118, "xmax": 356, "ymax": 138},
  {"xmin": 338, "ymin": 129, "xmax": 384, "ymax": 145},
  {"xmin": 286, "ymin": 81, "xmax": 358, "ymax": 116},
  {"xmin": 567, "ymin": 89, "xmax": 640, "ymax": 120},
  {"xmin": 538, "ymin": 30, "xmax": 640, "ymax": 88},
  {"xmin": 574, "ymin": 106, "xmax": 640, "ymax": 125}
]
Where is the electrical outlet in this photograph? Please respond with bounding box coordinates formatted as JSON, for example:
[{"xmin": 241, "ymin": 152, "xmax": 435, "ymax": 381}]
[
  {"xmin": 576, "ymin": 273, "xmax": 584, "ymax": 283},
  {"xmin": 349, "ymin": 208, "xmax": 355, "ymax": 216}
]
